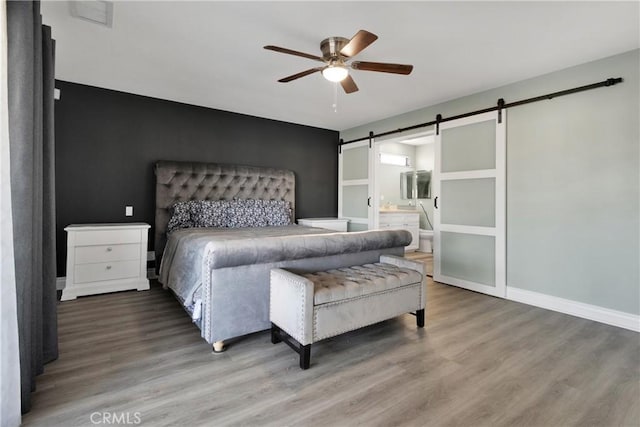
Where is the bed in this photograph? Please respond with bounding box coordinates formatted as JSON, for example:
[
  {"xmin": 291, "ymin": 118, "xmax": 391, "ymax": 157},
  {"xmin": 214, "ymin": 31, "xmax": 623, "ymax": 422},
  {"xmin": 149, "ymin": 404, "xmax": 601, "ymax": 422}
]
[{"xmin": 155, "ymin": 160, "xmax": 412, "ymax": 351}]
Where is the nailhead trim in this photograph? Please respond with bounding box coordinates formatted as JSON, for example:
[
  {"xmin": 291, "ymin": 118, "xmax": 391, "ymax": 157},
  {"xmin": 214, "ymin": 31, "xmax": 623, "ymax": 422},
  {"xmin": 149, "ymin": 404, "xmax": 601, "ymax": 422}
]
[
  {"xmin": 202, "ymin": 246, "xmax": 213, "ymax": 342},
  {"xmin": 270, "ymin": 271, "xmax": 310, "ymax": 344}
]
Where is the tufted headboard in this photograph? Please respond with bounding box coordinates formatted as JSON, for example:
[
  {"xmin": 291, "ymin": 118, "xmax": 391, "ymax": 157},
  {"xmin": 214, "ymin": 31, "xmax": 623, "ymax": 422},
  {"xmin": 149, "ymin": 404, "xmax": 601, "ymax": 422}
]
[{"xmin": 154, "ymin": 160, "xmax": 296, "ymax": 265}]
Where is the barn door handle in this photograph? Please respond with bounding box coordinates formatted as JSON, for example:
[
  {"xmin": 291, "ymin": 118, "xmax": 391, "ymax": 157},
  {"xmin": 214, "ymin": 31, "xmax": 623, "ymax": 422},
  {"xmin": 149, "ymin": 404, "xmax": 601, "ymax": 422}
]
[
  {"xmin": 367, "ymin": 197, "xmax": 371, "ymax": 207},
  {"xmin": 434, "ymin": 196, "xmax": 438, "ymax": 209}
]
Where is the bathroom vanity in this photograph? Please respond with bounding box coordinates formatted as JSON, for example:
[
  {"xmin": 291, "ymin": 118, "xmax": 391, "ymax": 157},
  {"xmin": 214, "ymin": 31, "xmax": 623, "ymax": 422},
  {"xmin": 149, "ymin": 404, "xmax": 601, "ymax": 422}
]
[{"xmin": 378, "ymin": 209, "xmax": 420, "ymax": 251}]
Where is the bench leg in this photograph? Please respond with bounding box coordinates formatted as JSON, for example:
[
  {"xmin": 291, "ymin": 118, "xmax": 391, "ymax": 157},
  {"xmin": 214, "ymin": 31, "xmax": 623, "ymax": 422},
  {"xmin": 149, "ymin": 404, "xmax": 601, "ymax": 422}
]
[
  {"xmin": 271, "ymin": 323, "xmax": 282, "ymax": 344},
  {"xmin": 417, "ymin": 309, "xmax": 425, "ymax": 328},
  {"xmin": 271, "ymin": 322, "xmax": 311, "ymax": 369},
  {"xmin": 300, "ymin": 344, "xmax": 311, "ymax": 370}
]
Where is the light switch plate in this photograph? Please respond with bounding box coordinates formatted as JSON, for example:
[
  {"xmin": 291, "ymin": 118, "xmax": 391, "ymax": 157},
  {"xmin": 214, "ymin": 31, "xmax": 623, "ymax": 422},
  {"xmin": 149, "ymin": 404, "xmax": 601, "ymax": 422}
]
[{"xmin": 125, "ymin": 206, "xmax": 133, "ymax": 216}]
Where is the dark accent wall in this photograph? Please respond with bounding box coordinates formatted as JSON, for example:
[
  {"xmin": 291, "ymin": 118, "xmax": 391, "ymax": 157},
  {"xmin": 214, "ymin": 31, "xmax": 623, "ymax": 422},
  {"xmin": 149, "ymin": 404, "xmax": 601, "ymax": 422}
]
[{"xmin": 54, "ymin": 81, "xmax": 339, "ymax": 275}]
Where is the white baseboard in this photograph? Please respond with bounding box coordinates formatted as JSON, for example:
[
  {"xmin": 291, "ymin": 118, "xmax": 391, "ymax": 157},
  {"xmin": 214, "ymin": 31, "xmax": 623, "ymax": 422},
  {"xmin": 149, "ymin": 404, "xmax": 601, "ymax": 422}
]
[{"xmin": 506, "ymin": 287, "xmax": 639, "ymax": 333}]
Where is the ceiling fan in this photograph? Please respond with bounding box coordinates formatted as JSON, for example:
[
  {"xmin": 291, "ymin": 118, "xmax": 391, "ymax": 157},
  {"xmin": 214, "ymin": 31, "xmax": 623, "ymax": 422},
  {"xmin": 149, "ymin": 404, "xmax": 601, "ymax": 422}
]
[{"xmin": 264, "ymin": 30, "xmax": 413, "ymax": 94}]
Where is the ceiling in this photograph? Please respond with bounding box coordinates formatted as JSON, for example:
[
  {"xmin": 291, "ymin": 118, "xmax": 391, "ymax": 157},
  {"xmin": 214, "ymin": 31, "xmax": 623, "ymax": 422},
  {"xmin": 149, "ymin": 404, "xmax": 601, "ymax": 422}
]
[{"xmin": 41, "ymin": 1, "xmax": 639, "ymax": 131}]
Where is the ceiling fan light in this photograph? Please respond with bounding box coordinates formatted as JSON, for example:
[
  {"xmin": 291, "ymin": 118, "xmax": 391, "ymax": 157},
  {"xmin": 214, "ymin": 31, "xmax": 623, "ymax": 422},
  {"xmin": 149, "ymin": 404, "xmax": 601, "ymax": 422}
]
[{"xmin": 322, "ymin": 65, "xmax": 349, "ymax": 82}]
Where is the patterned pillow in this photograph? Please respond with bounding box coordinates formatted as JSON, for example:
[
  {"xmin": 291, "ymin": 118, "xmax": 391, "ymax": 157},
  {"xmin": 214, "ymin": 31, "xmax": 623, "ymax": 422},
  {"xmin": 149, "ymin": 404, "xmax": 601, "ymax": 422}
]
[
  {"xmin": 166, "ymin": 200, "xmax": 199, "ymax": 234},
  {"xmin": 169, "ymin": 199, "xmax": 292, "ymax": 231},
  {"xmin": 192, "ymin": 200, "xmax": 229, "ymax": 228},
  {"xmin": 262, "ymin": 200, "xmax": 292, "ymax": 226},
  {"xmin": 226, "ymin": 199, "xmax": 268, "ymax": 228}
]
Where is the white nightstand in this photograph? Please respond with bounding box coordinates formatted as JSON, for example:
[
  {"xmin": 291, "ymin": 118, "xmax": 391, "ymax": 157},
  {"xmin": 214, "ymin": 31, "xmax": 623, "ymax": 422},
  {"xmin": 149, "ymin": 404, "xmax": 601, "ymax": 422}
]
[
  {"xmin": 61, "ymin": 223, "xmax": 151, "ymax": 301},
  {"xmin": 297, "ymin": 217, "xmax": 349, "ymax": 232}
]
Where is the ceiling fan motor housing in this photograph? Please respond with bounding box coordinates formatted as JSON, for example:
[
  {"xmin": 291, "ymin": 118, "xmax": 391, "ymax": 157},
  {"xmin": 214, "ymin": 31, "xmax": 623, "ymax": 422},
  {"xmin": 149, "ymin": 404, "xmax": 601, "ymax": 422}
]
[{"xmin": 320, "ymin": 37, "xmax": 350, "ymax": 60}]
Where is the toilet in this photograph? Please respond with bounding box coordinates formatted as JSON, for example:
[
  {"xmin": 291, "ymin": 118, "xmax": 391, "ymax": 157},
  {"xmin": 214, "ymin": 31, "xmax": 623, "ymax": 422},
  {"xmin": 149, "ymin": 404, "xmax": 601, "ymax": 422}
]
[{"xmin": 419, "ymin": 229, "xmax": 433, "ymax": 253}]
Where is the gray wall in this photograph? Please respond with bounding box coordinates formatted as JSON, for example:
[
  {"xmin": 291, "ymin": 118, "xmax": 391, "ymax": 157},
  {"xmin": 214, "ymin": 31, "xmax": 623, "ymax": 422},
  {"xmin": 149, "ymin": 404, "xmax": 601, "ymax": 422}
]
[
  {"xmin": 342, "ymin": 50, "xmax": 639, "ymax": 315},
  {"xmin": 55, "ymin": 81, "xmax": 339, "ymax": 275}
]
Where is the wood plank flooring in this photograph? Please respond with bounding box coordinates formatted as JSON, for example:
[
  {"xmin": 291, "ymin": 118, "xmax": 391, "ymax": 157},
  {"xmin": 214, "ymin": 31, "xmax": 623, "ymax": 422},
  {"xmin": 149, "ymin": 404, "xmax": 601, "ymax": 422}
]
[
  {"xmin": 406, "ymin": 251, "xmax": 433, "ymax": 276},
  {"xmin": 24, "ymin": 264, "xmax": 639, "ymax": 427}
]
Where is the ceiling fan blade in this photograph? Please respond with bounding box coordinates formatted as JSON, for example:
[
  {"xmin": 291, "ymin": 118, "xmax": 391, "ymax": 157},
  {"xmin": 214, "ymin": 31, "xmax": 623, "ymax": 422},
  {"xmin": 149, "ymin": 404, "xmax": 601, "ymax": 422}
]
[
  {"xmin": 351, "ymin": 61, "xmax": 413, "ymax": 75},
  {"xmin": 340, "ymin": 75, "xmax": 359, "ymax": 94},
  {"xmin": 264, "ymin": 45, "xmax": 325, "ymax": 62},
  {"xmin": 340, "ymin": 30, "xmax": 378, "ymax": 58},
  {"xmin": 278, "ymin": 67, "xmax": 323, "ymax": 83}
]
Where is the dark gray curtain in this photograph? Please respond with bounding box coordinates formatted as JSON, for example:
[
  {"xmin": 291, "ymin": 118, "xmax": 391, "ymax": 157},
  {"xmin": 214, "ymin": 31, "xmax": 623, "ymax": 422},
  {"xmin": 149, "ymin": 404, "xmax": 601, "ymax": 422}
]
[{"xmin": 6, "ymin": 0, "xmax": 57, "ymax": 414}]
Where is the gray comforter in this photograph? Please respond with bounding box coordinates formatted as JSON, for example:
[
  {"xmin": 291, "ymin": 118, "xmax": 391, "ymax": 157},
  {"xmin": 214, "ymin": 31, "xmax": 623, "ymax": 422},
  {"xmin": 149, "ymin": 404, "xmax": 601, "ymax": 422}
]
[{"xmin": 158, "ymin": 225, "xmax": 413, "ymax": 323}]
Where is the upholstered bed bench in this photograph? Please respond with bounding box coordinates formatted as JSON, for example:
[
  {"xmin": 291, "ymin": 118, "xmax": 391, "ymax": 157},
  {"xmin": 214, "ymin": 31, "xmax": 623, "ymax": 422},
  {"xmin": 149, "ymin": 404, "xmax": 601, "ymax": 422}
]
[{"xmin": 269, "ymin": 255, "xmax": 426, "ymax": 369}]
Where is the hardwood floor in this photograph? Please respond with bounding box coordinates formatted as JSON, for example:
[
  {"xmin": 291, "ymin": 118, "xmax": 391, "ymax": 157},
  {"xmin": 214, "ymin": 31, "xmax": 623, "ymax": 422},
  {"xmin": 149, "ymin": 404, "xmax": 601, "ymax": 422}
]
[
  {"xmin": 24, "ymin": 268, "xmax": 639, "ymax": 427},
  {"xmin": 405, "ymin": 250, "xmax": 433, "ymax": 276}
]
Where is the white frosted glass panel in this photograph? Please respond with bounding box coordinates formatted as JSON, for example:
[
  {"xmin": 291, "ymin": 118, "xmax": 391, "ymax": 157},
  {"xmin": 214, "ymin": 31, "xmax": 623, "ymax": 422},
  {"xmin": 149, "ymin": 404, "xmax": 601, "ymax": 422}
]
[
  {"xmin": 348, "ymin": 222, "xmax": 368, "ymax": 232},
  {"xmin": 343, "ymin": 146, "xmax": 369, "ymax": 180},
  {"xmin": 441, "ymin": 120, "xmax": 495, "ymax": 172},
  {"xmin": 441, "ymin": 232, "xmax": 495, "ymax": 286},
  {"xmin": 342, "ymin": 185, "xmax": 368, "ymax": 218},
  {"xmin": 441, "ymin": 178, "xmax": 495, "ymax": 227}
]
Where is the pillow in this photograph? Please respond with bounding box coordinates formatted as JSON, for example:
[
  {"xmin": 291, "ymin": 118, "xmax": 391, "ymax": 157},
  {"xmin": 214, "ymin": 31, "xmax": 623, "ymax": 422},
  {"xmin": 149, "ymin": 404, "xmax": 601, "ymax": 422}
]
[
  {"xmin": 226, "ymin": 199, "xmax": 268, "ymax": 228},
  {"xmin": 262, "ymin": 200, "xmax": 292, "ymax": 226},
  {"xmin": 168, "ymin": 199, "xmax": 292, "ymax": 231},
  {"xmin": 191, "ymin": 200, "xmax": 229, "ymax": 228},
  {"xmin": 166, "ymin": 200, "xmax": 200, "ymax": 234}
]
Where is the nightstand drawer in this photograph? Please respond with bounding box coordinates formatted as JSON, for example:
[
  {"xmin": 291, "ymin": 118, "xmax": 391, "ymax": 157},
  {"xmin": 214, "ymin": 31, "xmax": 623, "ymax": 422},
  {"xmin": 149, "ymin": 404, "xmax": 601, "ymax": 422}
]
[
  {"xmin": 74, "ymin": 229, "xmax": 141, "ymax": 246},
  {"xmin": 74, "ymin": 260, "xmax": 140, "ymax": 284},
  {"xmin": 75, "ymin": 244, "xmax": 140, "ymax": 264}
]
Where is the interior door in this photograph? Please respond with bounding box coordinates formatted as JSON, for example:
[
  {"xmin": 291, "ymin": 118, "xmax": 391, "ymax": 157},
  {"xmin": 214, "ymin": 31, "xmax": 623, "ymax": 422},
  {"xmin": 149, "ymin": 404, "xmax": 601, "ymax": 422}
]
[
  {"xmin": 433, "ymin": 111, "xmax": 506, "ymax": 297},
  {"xmin": 338, "ymin": 141, "xmax": 374, "ymax": 231}
]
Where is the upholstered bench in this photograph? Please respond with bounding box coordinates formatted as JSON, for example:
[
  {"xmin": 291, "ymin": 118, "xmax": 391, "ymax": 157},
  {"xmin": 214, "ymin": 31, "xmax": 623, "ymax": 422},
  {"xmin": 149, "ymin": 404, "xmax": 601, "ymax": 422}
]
[{"xmin": 269, "ymin": 255, "xmax": 426, "ymax": 369}]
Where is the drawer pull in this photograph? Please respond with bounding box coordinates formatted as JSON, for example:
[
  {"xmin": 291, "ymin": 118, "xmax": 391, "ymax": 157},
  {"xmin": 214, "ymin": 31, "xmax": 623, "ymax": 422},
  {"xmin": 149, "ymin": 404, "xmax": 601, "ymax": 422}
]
[
  {"xmin": 106, "ymin": 247, "xmax": 113, "ymax": 252},
  {"xmin": 106, "ymin": 265, "xmax": 112, "ymax": 270}
]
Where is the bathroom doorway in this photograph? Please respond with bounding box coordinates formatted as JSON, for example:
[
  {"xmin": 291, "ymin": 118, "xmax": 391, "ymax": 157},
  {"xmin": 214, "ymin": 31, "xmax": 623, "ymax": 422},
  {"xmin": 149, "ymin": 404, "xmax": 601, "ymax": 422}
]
[{"xmin": 373, "ymin": 131, "xmax": 435, "ymax": 258}]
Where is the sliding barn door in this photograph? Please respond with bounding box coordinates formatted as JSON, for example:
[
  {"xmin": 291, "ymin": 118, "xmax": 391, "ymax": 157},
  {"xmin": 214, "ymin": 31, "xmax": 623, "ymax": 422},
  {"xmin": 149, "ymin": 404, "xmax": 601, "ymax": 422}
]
[
  {"xmin": 433, "ymin": 111, "xmax": 506, "ymax": 297},
  {"xmin": 338, "ymin": 141, "xmax": 374, "ymax": 231}
]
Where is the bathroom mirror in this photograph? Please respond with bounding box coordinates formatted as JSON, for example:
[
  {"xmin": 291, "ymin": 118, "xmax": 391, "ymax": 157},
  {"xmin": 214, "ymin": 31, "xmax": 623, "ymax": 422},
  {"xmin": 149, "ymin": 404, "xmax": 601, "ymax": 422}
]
[{"xmin": 401, "ymin": 170, "xmax": 431, "ymax": 200}]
